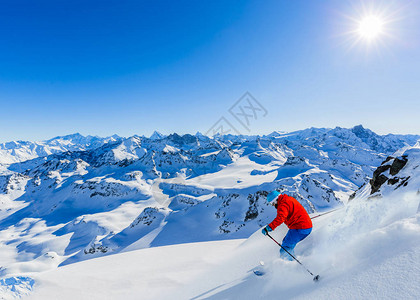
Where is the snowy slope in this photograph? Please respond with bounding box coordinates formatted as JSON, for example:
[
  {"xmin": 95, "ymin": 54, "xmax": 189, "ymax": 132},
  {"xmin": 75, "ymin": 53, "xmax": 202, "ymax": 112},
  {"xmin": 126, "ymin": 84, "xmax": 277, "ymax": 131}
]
[
  {"xmin": 183, "ymin": 144, "xmax": 420, "ymax": 300},
  {"xmin": 9, "ymin": 190, "xmax": 420, "ymax": 300},
  {"xmin": 0, "ymin": 126, "xmax": 419, "ymax": 299},
  {"xmin": 185, "ymin": 212, "xmax": 420, "ymax": 300},
  {"xmin": 28, "ymin": 240, "xmax": 242, "ymax": 300}
]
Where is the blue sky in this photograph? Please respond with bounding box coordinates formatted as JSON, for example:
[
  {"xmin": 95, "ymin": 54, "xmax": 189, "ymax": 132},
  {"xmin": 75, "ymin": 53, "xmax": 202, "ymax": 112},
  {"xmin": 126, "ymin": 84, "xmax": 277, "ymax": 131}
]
[{"xmin": 1, "ymin": 0, "xmax": 420, "ymax": 142}]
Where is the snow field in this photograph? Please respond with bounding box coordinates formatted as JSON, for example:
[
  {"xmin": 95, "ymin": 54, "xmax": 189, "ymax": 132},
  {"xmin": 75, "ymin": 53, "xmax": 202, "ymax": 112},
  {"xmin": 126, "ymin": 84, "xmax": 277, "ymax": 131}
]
[
  {"xmin": 28, "ymin": 240, "xmax": 243, "ymax": 300},
  {"xmin": 1, "ymin": 184, "xmax": 419, "ymax": 299},
  {"xmin": 178, "ymin": 190, "xmax": 420, "ymax": 299}
]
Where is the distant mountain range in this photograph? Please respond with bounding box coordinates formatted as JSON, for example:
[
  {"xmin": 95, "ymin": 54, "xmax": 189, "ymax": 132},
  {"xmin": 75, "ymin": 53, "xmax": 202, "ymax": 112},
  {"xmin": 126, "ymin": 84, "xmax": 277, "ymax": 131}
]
[
  {"xmin": 0, "ymin": 125, "xmax": 419, "ymax": 276},
  {"xmin": 0, "ymin": 133, "xmax": 121, "ymax": 164}
]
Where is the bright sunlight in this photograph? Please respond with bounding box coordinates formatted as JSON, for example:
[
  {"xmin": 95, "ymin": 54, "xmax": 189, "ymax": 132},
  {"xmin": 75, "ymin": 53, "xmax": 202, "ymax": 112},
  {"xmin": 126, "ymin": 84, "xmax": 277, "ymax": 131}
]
[{"xmin": 357, "ymin": 15, "xmax": 384, "ymax": 41}]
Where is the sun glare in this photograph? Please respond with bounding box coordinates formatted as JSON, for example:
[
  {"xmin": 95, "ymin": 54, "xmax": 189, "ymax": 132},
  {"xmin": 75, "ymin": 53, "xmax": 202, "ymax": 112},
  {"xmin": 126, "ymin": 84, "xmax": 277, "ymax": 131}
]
[
  {"xmin": 339, "ymin": 1, "xmax": 404, "ymax": 53},
  {"xmin": 357, "ymin": 16, "xmax": 384, "ymax": 40}
]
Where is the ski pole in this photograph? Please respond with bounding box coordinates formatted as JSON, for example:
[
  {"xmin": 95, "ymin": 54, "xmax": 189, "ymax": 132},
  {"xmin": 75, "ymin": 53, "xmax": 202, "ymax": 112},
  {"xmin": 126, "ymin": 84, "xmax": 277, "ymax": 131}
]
[
  {"xmin": 266, "ymin": 233, "xmax": 320, "ymax": 282},
  {"xmin": 310, "ymin": 207, "xmax": 342, "ymax": 220}
]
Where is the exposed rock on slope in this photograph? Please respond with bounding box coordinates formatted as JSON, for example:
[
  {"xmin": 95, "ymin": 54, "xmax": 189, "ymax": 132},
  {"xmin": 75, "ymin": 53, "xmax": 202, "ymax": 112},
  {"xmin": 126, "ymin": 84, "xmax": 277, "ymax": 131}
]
[{"xmin": 352, "ymin": 144, "xmax": 420, "ymax": 199}]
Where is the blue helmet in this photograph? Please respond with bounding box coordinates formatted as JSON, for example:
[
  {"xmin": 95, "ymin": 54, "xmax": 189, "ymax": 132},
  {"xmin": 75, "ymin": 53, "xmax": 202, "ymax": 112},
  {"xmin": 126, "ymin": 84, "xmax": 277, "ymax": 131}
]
[{"xmin": 267, "ymin": 190, "xmax": 280, "ymax": 203}]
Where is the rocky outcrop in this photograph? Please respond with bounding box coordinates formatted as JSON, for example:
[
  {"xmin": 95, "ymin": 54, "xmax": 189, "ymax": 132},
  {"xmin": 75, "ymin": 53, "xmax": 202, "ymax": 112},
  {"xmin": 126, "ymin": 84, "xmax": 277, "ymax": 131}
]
[
  {"xmin": 390, "ymin": 156, "xmax": 408, "ymax": 176},
  {"xmin": 369, "ymin": 155, "xmax": 409, "ymax": 195},
  {"xmin": 130, "ymin": 207, "xmax": 165, "ymax": 227},
  {"xmin": 0, "ymin": 173, "xmax": 30, "ymax": 194},
  {"xmin": 244, "ymin": 191, "xmax": 268, "ymax": 222}
]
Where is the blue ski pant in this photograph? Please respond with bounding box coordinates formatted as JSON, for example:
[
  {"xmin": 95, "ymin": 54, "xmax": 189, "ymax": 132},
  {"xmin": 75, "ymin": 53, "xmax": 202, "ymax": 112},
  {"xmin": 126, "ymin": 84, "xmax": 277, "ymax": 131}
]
[{"xmin": 280, "ymin": 228, "xmax": 312, "ymax": 260}]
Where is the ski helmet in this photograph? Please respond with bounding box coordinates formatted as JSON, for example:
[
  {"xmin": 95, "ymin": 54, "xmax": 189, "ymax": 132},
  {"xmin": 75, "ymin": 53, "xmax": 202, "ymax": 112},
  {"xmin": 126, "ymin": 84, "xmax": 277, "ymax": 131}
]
[{"xmin": 267, "ymin": 190, "xmax": 280, "ymax": 203}]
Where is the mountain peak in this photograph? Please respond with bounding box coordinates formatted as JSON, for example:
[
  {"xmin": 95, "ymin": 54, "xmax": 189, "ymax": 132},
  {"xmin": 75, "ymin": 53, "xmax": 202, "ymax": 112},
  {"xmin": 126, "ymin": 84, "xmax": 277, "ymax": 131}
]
[
  {"xmin": 150, "ymin": 131, "xmax": 165, "ymax": 140},
  {"xmin": 167, "ymin": 133, "xmax": 197, "ymax": 145},
  {"xmin": 351, "ymin": 125, "xmax": 376, "ymax": 139},
  {"xmin": 48, "ymin": 133, "xmax": 84, "ymax": 142}
]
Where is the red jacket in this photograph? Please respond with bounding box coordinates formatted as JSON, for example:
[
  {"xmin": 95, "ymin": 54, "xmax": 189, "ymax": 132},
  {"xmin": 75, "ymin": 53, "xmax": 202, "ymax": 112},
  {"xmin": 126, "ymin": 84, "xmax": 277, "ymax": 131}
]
[{"xmin": 268, "ymin": 194, "xmax": 312, "ymax": 230}]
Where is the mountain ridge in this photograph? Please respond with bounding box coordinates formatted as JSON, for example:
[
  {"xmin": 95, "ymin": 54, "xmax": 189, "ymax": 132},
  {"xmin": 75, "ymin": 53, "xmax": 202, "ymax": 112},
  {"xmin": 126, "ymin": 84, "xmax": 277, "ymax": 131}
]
[{"xmin": 0, "ymin": 125, "xmax": 419, "ymax": 278}]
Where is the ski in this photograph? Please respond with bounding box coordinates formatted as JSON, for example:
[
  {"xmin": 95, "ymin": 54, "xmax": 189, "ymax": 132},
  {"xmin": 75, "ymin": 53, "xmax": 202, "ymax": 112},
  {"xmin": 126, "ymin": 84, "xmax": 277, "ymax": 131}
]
[
  {"xmin": 253, "ymin": 270, "xmax": 266, "ymax": 276},
  {"xmin": 252, "ymin": 261, "xmax": 267, "ymax": 276}
]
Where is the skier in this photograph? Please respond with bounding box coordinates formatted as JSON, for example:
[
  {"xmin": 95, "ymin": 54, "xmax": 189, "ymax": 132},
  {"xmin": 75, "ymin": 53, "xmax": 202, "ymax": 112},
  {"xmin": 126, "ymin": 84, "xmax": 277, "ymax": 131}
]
[{"xmin": 261, "ymin": 191, "xmax": 312, "ymax": 260}]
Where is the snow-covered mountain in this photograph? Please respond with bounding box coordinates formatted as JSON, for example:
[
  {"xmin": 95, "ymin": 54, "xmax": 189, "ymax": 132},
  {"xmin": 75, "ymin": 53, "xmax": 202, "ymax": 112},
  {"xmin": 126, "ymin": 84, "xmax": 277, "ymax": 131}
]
[
  {"xmin": 0, "ymin": 133, "xmax": 122, "ymax": 165},
  {"xmin": 6, "ymin": 143, "xmax": 420, "ymax": 299},
  {"xmin": 149, "ymin": 131, "xmax": 166, "ymax": 140},
  {"xmin": 0, "ymin": 125, "xmax": 419, "ymax": 299}
]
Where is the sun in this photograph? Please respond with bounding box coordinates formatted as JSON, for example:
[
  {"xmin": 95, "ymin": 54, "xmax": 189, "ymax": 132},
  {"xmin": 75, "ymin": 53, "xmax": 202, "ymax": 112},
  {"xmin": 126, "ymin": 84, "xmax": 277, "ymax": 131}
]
[
  {"xmin": 357, "ymin": 15, "xmax": 384, "ymax": 41},
  {"xmin": 338, "ymin": 1, "xmax": 404, "ymax": 53}
]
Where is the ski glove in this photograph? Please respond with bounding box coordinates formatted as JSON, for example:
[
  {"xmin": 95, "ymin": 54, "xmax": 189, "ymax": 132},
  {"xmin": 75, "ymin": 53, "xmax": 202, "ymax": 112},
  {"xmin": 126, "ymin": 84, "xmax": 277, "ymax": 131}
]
[{"xmin": 261, "ymin": 226, "xmax": 273, "ymax": 236}]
